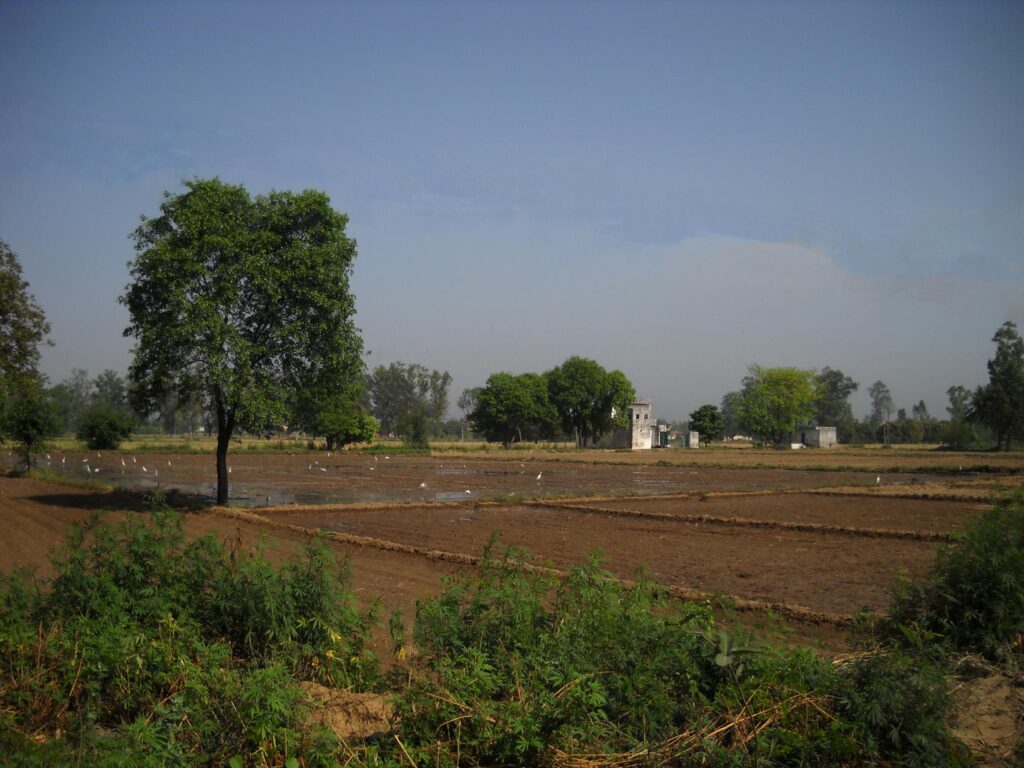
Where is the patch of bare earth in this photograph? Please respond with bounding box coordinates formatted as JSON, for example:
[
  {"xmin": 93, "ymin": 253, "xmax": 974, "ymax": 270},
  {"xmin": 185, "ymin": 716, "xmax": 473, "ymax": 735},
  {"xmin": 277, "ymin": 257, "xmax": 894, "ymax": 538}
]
[
  {"xmin": 950, "ymin": 658, "xmax": 1024, "ymax": 767},
  {"xmin": 300, "ymin": 682, "xmax": 393, "ymax": 741}
]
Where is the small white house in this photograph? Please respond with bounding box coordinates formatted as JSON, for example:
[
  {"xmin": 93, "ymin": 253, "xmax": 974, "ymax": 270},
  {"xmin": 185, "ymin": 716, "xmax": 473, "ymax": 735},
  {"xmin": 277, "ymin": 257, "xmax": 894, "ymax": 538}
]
[{"xmin": 793, "ymin": 426, "xmax": 837, "ymax": 448}]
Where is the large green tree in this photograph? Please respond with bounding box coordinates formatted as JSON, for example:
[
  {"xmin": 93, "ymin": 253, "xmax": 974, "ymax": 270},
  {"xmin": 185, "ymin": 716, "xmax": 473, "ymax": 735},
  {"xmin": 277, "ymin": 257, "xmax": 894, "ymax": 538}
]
[
  {"xmin": 970, "ymin": 321, "xmax": 1024, "ymax": 450},
  {"xmin": 122, "ymin": 178, "xmax": 363, "ymax": 504},
  {"xmin": 470, "ymin": 372, "xmax": 557, "ymax": 447},
  {"xmin": 687, "ymin": 404, "xmax": 723, "ymax": 444},
  {"xmin": 814, "ymin": 367, "xmax": 858, "ymax": 442},
  {"xmin": 545, "ymin": 357, "xmax": 635, "ymax": 447},
  {"xmin": 737, "ymin": 365, "xmax": 820, "ymax": 446},
  {"xmin": 0, "ymin": 240, "xmax": 51, "ymax": 391},
  {"xmin": 367, "ymin": 361, "xmax": 452, "ymax": 440}
]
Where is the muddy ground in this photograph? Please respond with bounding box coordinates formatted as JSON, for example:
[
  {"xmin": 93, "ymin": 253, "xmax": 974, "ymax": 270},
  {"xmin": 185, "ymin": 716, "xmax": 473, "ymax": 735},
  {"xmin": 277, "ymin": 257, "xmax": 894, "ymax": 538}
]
[{"xmin": 1, "ymin": 450, "xmax": 952, "ymax": 506}]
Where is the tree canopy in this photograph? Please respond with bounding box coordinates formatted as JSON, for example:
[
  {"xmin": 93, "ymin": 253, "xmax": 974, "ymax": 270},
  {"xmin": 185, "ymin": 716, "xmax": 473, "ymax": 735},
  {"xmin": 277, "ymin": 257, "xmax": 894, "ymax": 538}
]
[
  {"xmin": 687, "ymin": 404, "xmax": 723, "ymax": 444},
  {"xmin": 121, "ymin": 178, "xmax": 363, "ymax": 504},
  {"xmin": 0, "ymin": 240, "xmax": 51, "ymax": 391},
  {"xmin": 737, "ymin": 365, "xmax": 819, "ymax": 446},
  {"xmin": 814, "ymin": 367, "xmax": 858, "ymax": 442},
  {"xmin": 1, "ymin": 376, "xmax": 61, "ymax": 469},
  {"xmin": 292, "ymin": 378, "xmax": 377, "ymax": 450},
  {"xmin": 970, "ymin": 321, "xmax": 1024, "ymax": 450},
  {"xmin": 545, "ymin": 357, "xmax": 635, "ymax": 447},
  {"xmin": 367, "ymin": 361, "xmax": 452, "ymax": 442},
  {"xmin": 469, "ymin": 372, "xmax": 557, "ymax": 447}
]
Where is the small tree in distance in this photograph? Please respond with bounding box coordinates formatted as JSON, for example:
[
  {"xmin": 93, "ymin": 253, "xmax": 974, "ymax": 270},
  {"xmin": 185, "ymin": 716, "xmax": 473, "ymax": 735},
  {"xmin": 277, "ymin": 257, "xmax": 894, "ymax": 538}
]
[
  {"xmin": 77, "ymin": 402, "xmax": 136, "ymax": 450},
  {"xmin": 2, "ymin": 376, "xmax": 60, "ymax": 470},
  {"xmin": 687, "ymin": 404, "xmax": 723, "ymax": 445},
  {"xmin": 737, "ymin": 365, "xmax": 819, "ymax": 446}
]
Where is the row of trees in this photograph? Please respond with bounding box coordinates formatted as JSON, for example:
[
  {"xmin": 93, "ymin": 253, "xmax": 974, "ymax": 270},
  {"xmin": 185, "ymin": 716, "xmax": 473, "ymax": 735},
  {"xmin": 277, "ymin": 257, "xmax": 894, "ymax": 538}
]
[
  {"xmin": 465, "ymin": 357, "xmax": 635, "ymax": 448},
  {"xmin": 685, "ymin": 322, "xmax": 1024, "ymax": 449}
]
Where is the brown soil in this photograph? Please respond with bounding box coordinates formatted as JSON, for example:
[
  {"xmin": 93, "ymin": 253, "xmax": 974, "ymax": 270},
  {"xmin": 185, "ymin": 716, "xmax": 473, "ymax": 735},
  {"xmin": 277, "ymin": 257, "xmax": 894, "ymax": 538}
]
[
  {"xmin": 299, "ymin": 682, "xmax": 393, "ymax": 741},
  {"xmin": 0, "ymin": 477, "xmax": 467, "ymax": 630},
  {"xmin": 5, "ymin": 451, "xmax": 948, "ymax": 506},
  {"xmin": 262, "ymin": 498, "xmax": 944, "ymax": 617},
  {"xmin": 561, "ymin": 493, "xmax": 987, "ymax": 535},
  {"xmin": 951, "ymin": 659, "xmax": 1024, "ymax": 767}
]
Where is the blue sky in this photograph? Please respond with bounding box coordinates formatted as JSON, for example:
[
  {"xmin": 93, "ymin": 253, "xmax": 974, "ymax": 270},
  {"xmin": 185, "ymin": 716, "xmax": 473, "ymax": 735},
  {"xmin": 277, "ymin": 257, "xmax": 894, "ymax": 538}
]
[{"xmin": 1, "ymin": 0, "xmax": 1022, "ymax": 420}]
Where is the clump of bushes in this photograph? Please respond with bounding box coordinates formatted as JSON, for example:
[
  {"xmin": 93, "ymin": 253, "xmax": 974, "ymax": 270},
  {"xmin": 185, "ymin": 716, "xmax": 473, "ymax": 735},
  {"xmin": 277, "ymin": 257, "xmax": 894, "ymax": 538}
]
[
  {"xmin": 0, "ymin": 496, "xmax": 378, "ymax": 766},
  {"xmin": 390, "ymin": 544, "xmax": 968, "ymax": 767},
  {"xmin": 883, "ymin": 489, "xmax": 1024, "ymax": 660},
  {"xmin": 76, "ymin": 402, "xmax": 136, "ymax": 449}
]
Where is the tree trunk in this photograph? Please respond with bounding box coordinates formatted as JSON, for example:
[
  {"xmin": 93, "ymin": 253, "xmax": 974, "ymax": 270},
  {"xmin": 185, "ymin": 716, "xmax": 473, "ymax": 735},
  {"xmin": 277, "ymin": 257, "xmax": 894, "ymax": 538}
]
[{"xmin": 215, "ymin": 403, "xmax": 235, "ymax": 505}]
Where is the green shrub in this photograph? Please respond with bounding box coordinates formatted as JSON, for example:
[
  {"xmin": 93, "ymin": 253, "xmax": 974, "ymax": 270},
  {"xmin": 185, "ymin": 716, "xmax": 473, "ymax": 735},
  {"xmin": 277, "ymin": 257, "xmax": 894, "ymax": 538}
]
[
  {"xmin": 884, "ymin": 489, "xmax": 1024, "ymax": 659},
  {"xmin": 836, "ymin": 647, "xmax": 969, "ymax": 767},
  {"xmin": 397, "ymin": 545, "xmax": 862, "ymax": 766},
  {"xmin": 76, "ymin": 402, "xmax": 136, "ymax": 449},
  {"xmin": 0, "ymin": 497, "xmax": 377, "ymax": 765}
]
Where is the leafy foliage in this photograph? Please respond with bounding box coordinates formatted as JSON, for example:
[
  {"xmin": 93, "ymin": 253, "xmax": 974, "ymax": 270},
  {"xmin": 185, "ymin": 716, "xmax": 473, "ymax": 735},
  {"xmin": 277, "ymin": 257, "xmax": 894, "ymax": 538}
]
[
  {"xmin": 836, "ymin": 647, "xmax": 967, "ymax": 767},
  {"xmin": 393, "ymin": 546, "xmax": 898, "ymax": 766},
  {"xmin": 884, "ymin": 489, "xmax": 1024, "ymax": 660},
  {"xmin": 76, "ymin": 401, "xmax": 136, "ymax": 449},
  {"xmin": 737, "ymin": 364, "xmax": 819, "ymax": 445},
  {"xmin": 969, "ymin": 321, "xmax": 1024, "ymax": 450},
  {"xmin": 545, "ymin": 356, "xmax": 635, "ymax": 447},
  {"xmin": 814, "ymin": 367, "xmax": 859, "ymax": 442},
  {"xmin": 0, "ymin": 499, "xmax": 378, "ymax": 765},
  {"xmin": 121, "ymin": 178, "xmax": 364, "ymax": 503},
  {"xmin": 688, "ymin": 403, "xmax": 724, "ymax": 443},
  {"xmin": 0, "ymin": 240, "xmax": 51, "ymax": 388},
  {"xmin": 367, "ymin": 361, "xmax": 451, "ymax": 441},
  {"xmin": 469, "ymin": 371, "xmax": 557, "ymax": 447},
  {"xmin": 0, "ymin": 374, "xmax": 61, "ymax": 469},
  {"xmin": 293, "ymin": 378, "xmax": 378, "ymax": 450}
]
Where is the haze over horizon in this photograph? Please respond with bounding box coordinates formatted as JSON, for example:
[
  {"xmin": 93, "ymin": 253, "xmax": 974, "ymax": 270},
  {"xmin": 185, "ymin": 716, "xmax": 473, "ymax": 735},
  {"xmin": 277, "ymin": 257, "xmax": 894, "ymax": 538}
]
[{"xmin": 2, "ymin": 1, "xmax": 1021, "ymax": 422}]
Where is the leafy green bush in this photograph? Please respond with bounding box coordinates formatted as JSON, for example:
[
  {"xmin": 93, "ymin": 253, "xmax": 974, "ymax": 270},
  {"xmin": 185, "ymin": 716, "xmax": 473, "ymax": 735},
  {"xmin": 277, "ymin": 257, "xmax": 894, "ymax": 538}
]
[
  {"xmin": 884, "ymin": 489, "xmax": 1024, "ymax": 659},
  {"xmin": 396, "ymin": 544, "xmax": 863, "ymax": 766},
  {"xmin": 76, "ymin": 402, "xmax": 136, "ymax": 449},
  {"xmin": 836, "ymin": 647, "xmax": 969, "ymax": 767},
  {"xmin": 0, "ymin": 498, "xmax": 378, "ymax": 765}
]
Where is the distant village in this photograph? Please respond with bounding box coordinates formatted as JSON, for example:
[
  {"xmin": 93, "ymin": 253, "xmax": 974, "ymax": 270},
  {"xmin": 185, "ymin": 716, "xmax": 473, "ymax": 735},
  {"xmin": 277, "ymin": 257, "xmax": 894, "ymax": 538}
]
[{"xmin": 611, "ymin": 400, "xmax": 836, "ymax": 451}]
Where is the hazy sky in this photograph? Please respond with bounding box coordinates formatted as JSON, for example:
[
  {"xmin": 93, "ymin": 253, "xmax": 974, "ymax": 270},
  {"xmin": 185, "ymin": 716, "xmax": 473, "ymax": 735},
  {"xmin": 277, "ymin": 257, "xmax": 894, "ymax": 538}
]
[{"xmin": 2, "ymin": 0, "xmax": 1022, "ymax": 421}]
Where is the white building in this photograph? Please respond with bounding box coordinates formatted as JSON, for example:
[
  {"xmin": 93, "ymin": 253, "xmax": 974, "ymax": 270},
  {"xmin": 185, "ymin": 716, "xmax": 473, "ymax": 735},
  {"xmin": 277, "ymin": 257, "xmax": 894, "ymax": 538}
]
[{"xmin": 792, "ymin": 426, "xmax": 837, "ymax": 448}]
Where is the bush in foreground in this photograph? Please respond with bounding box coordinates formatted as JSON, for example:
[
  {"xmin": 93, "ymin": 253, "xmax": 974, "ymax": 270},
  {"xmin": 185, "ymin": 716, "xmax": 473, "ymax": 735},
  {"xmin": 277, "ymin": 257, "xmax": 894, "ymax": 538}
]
[
  {"xmin": 0, "ymin": 497, "xmax": 378, "ymax": 766},
  {"xmin": 391, "ymin": 545, "xmax": 968, "ymax": 767},
  {"xmin": 884, "ymin": 488, "xmax": 1024, "ymax": 660}
]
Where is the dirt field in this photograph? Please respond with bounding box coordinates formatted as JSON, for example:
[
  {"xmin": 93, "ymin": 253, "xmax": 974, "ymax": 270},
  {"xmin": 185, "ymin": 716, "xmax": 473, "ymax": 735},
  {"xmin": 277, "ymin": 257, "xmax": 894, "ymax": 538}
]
[
  {"xmin": 2, "ymin": 450, "xmax": 1020, "ymax": 653},
  {"xmin": 0, "ymin": 449, "xmax": 976, "ymax": 506}
]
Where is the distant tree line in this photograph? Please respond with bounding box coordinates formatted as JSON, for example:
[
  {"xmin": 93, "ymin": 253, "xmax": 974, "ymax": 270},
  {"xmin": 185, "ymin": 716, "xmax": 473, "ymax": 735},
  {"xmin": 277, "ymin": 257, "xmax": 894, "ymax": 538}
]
[{"xmin": 686, "ymin": 321, "xmax": 1024, "ymax": 449}]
